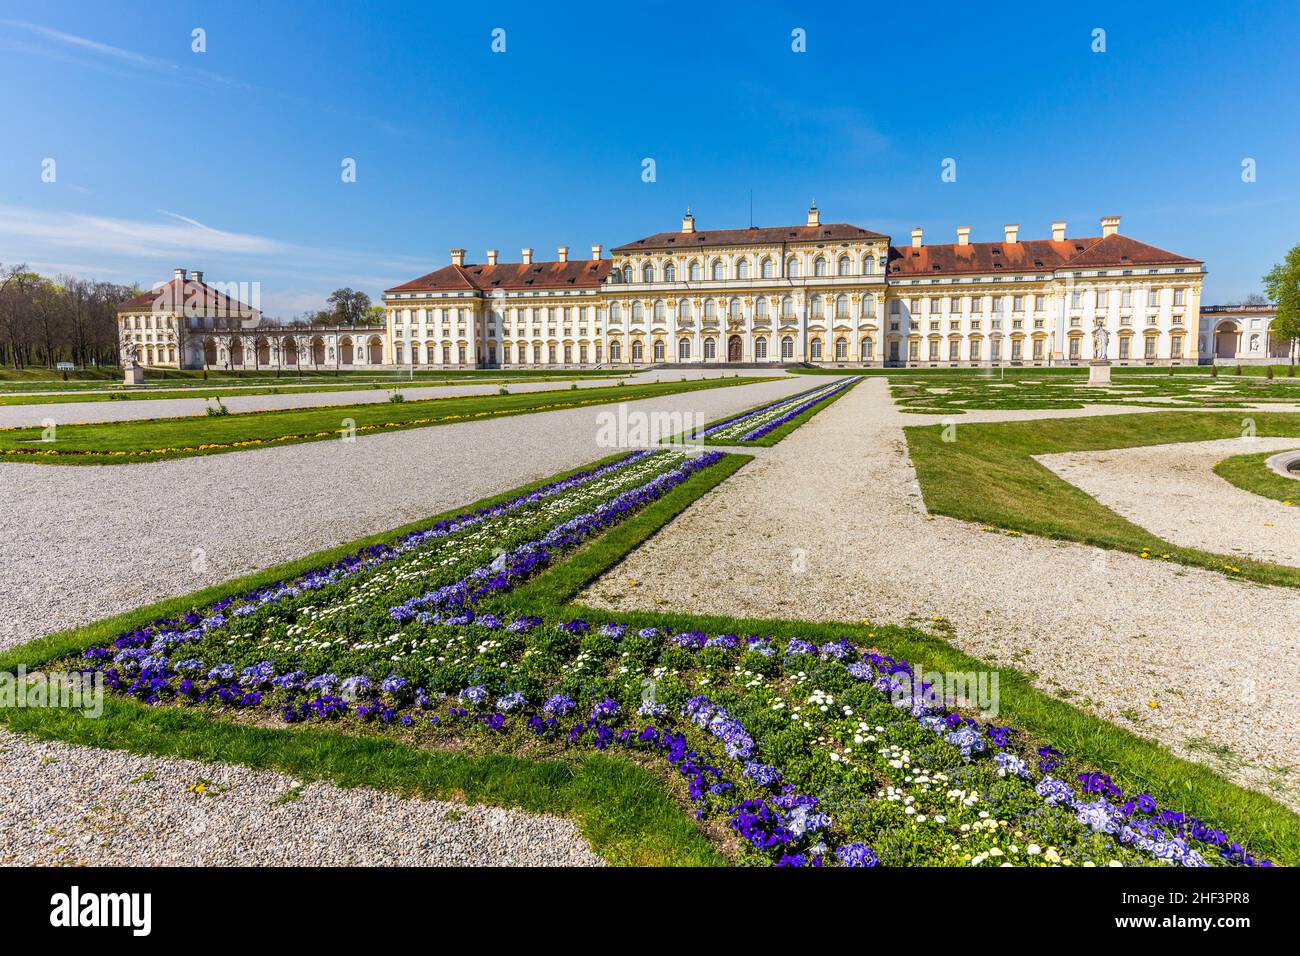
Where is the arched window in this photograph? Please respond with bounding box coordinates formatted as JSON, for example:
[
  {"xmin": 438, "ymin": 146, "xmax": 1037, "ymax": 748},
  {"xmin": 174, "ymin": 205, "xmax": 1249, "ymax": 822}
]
[
  {"xmin": 711, "ymin": 259, "xmax": 725, "ymax": 281},
  {"xmin": 654, "ymin": 300, "xmax": 666, "ymax": 322},
  {"xmin": 809, "ymin": 294, "xmax": 822, "ymax": 319},
  {"xmin": 781, "ymin": 336, "xmax": 794, "ymax": 360},
  {"xmin": 704, "ymin": 300, "xmax": 716, "ymax": 321},
  {"xmin": 862, "ymin": 255, "xmax": 875, "ymax": 275},
  {"xmin": 622, "ymin": 265, "xmax": 633, "ymax": 283},
  {"xmin": 689, "ymin": 260, "xmax": 703, "ymax": 281},
  {"xmin": 861, "ymin": 338, "xmax": 873, "ymax": 359},
  {"xmin": 863, "ymin": 294, "xmax": 875, "ymax": 318},
  {"xmin": 737, "ymin": 258, "xmax": 750, "ymax": 279},
  {"xmin": 653, "ymin": 340, "xmax": 665, "ymax": 361},
  {"xmin": 810, "ymin": 339, "xmax": 823, "ymax": 360},
  {"xmin": 786, "ymin": 257, "xmax": 800, "ymax": 278},
  {"xmin": 610, "ymin": 302, "xmax": 621, "ymax": 323},
  {"xmin": 755, "ymin": 297, "xmax": 768, "ymax": 322},
  {"xmin": 760, "ymin": 257, "xmax": 775, "ymax": 279},
  {"xmin": 814, "ymin": 256, "xmax": 828, "ymax": 277},
  {"xmin": 755, "ymin": 337, "xmax": 768, "ymax": 359},
  {"xmin": 642, "ymin": 263, "xmax": 654, "ymax": 283},
  {"xmin": 611, "ymin": 340, "xmax": 622, "ymax": 361},
  {"xmin": 781, "ymin": 296, "xmax": 794, "ymax": 320},
  {"xmin": 678, "ymin": 338, "xmax": 690, "ymax": 360},
  {"xmin": 729, "ymin": 297, "xmax": 743, "ymax": 321},
  {"xmin": 632, "ymin": 301, "xmax": 644, "ymax": 322},
  {"xmin": 703, "ymin": 337, "xmax": 716, "ymax": 360},
  {"xmin": 664, "ymin": 262, "xmax": 676, "ymax": 282},
  {"xmin": 836, "ymin": 295, "xmax": 849, "ymax": 319},
  {"xmin": 632, "ymin": 340, "xmax": 644, "ymax": 361},
  {"xmin": 838, "ymin": 255, "xmax": 851, "ymax": 276},
  {"xmin": 678, "ymin": 300, "xmax": 691, "ymax": 321},
  {"xmin": 835, "ymin": 337, "xmax": 847, "ymax": 360}
]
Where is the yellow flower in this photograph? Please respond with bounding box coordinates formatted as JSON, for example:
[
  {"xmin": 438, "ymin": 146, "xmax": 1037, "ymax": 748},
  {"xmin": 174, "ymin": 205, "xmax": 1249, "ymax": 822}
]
[{"xmin": 1147, "ymin": 700, "xmax": 1159, "ymax": 710}]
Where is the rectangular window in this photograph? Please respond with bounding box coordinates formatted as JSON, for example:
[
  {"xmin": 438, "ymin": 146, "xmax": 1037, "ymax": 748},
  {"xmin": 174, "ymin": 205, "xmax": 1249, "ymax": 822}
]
[
  {"xmin": 991, "ymin": 338, "xmax": 1001, "ymax": 360},
  {"xmin": 1070, "ymin": 291, "xmax": 1082, "ymax": 309},
  {"xmin": 1069, "ymin": 338, "xmax": 1080, "ymax": 359},
  {"xmin": 1033, "ymin": 339, "xmax": 1044, "ymax": 360},
  {"xmin": 1121, "ymin": 290, "xmax": 1133, "ymax": 308},
  {"xmin": 1173, "ymin": 289, "xmax": 1185, "ymax": 306},
  {"xmin": 948, "ymin": 340, "xmax": 959, "ymax": 360},
  {"xmin": 1011, "ymin": 339, "xmax": 1022, "ymax": 360},
  {"xmin": 1013, "ymin": 295, "xmax": 1024, "ymax": 311},
  {"xmin": 929, "ymin": 340, "xmax": 939, "ymax": 360},
  {"xmin": 1147, "ymin": 289, "xmax": 1159, "ymax": 308},
  {"xmin": 1096, "ymin": 291, "xmax": 1108, "ymax": 309},
  {"xmin": 1119, "ymin": 337, "xmax": 1131, "ymax": 359},
  {"xmin": 1034, "ymin": 295, "xmax": 1045, "ymax": 312},
  {"xmin": 1145, "ymin": 336, "xmax": 1157, "ymax": 358}
]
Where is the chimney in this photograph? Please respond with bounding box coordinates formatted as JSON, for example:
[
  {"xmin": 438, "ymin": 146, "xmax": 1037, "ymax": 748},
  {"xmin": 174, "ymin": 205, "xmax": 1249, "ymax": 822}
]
[
  {"xmin": 521, "ymin": 247, "xmax": 533, "ymax": 264},
  {"xmin": 557, "ymin": 246, "xmax": 569, "ymax": 263},
  {"xmin": 191, "ymin": 269, "xmax": 204, "ymax": 284},
  {"xmin": 807, "ymin": 200, "xmax": 820, "ymax": 227},
  {"xmin": 486, "ymin": 249, "xmax": 498, "ymax": 265},
  {"xmin": 911, "ymin": 228, "xmax": 923, "ymax": 249},
  {"xmin": 174, "ymin": 267, "xmax": 186, "ymax": 282},
  {"xmin": 1051, "ymin": 220, "xmax": 1067, "ymax": 242},
  {"xmin": 590, "ymin": 244, "xmax": 603, "ymax": 261},
  {"xmin": 681, "ymin": 209, "xmax": 695, "ymax": 234},
  {"xmin": 956, "ymin": 226, "xmax": 971, "ymax": 246},
  {"xmin": 1101, "ymin": 215, "xmax": 1121, "ymax": 238},
  {"xmin": 450, "ymin": 248, "xmax": 466, "ymax": 266},
  {"xmin": 1004, "ymin": 224, "xmax": 1019, "ymax": 244}
]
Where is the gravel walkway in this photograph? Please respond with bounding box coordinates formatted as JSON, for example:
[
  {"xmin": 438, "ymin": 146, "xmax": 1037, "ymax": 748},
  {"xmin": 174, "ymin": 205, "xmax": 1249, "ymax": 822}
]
[
  {"xmin": 0, "ymin": 369, "xmax": 777, "ymax": 427},
  {"xmin": 0, "ymin": 374, "xmax": 813, "ymax": 647},
  {"xmin": 0, "ymin": 727, "xmax": 602, "ymax": 866},
  {"xmin": 584, "ymin": 377, "xmax": 1300, "ymax": 808},
  {"xmin": 1040, "ymin": 438, "xmax": 1300, "ymax": 567}
]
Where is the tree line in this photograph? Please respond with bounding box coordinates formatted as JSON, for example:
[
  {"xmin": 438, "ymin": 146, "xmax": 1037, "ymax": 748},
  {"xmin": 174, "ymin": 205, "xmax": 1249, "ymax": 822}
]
[{"xmin": 0, "ymin": 263, "xmax": 140, "ymax": 369}]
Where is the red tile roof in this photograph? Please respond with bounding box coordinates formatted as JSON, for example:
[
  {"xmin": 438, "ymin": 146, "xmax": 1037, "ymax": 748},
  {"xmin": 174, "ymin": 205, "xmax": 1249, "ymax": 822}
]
[
  {"xmin": 612, "ymin": 222, "xmax": 887, "ymax": 253},
  {"xmin": 887, "ymin": 234, "xmax": 1201, "ymax": 277},
  {"xmin": 117, "ymin": 277, "xmax": 259, "ymax": 316},
  {"xmin": 386, "ymin": 259, "xmax": 612, "ymax": 295}
]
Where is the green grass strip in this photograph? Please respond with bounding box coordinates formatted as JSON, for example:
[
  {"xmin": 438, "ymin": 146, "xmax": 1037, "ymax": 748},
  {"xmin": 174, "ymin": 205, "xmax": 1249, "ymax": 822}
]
[
  {"xmin": 906, "ymin": 410, "xmax": 1300, "ymax": 586},
  {"xmin": 0, "ymin": 375, "xmax": 777, "ymax": 465},
  {"xmin": 1214, "ymin": 450, "xmax": 1300, "ymax": 504}
]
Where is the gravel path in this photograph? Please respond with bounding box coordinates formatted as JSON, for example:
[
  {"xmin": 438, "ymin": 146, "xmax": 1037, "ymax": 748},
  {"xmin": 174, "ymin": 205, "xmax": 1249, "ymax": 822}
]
[
  {"xmin": 0, "ymin": 727, "xmax": 602, "ymax": 866},
  {"xmin": 1040, "ymin": 438, "xmax": 1300, "ymax": 568},
  {"xmin": 584, "ymin": 377, "xmax": 1300, "ymax": 808},
  {"xmin": 0, "ymin": 374, "xmax": 813, "ymax": 647},
  {"xmin": 0, "ymin": 369, "xmax": 779, "ymax": 427}
]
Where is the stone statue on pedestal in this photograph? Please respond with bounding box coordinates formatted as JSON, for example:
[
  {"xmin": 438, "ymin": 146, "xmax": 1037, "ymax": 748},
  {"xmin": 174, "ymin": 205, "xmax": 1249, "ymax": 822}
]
[{"xmin": 1092, "ymin": 317, "xmax": 1109, "ymax": 362}]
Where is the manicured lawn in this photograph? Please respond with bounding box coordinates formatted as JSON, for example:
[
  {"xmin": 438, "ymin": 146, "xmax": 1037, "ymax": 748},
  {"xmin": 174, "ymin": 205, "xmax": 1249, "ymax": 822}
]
[
  {"xmin": 1214, "ymin": 449, "xmax": 1300, "ymax": 504},
  {"xmin": 0, "ymin": 375, "xmax": 777, "ymax": 464},
  {"xmin": 891, "ymin": 368, "xmax": 1300, "ymax": 412},
  {"xmin": 906, "ymin": 410, "xmax": 1300, "ymax": 586},
  {"xmin": 0, "ymin": 373, "xmax": 632, "ymax": 405},
  {"xmin": 5, "ymin": 438, "xmax": 1294, "ymax": 867}
]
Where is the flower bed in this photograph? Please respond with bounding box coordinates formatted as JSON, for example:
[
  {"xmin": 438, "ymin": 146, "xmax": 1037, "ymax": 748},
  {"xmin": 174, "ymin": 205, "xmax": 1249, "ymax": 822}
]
[
  {"xmin": 68, "ymin": 444, "xmax": 1271, "ymax": 868},
  {"xmin": 688, "ymin": 377, "xmax": 860, "ymax": 444}
]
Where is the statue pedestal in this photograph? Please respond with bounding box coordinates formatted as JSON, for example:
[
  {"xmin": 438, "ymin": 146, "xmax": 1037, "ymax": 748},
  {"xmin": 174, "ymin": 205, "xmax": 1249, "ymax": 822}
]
[
  {"xmin": 123, "ymin": 362, "xmax": 145, "ymax": 385},
  {"xmin": 1087, "ymin": 361, "xmax": 1112, "ymax": 386}
]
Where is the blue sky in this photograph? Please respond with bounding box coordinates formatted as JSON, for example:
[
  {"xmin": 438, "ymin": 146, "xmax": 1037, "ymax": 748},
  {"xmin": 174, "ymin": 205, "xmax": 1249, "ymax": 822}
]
[{"xmin": 1, "ymin": 0, "xmax": 1296, "ymax": 316}]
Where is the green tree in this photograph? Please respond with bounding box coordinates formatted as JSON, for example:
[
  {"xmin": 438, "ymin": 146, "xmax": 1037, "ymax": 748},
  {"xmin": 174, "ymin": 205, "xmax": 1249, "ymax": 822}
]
[
  {"xmin": 325, "ymin": 287, "xmax": 372, "ymax": 325},
  {"xmin": 1263, "ymin": 245, "xmax": 1300, "ymax": 364}
]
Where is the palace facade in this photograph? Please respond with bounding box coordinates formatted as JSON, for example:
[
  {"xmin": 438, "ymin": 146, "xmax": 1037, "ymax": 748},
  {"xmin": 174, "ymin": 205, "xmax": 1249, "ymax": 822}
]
[
  {"xmin": 116, "ymin": 269, "xmax": 386, "ymax": 370},
  {"xmin": 123, "ymin": 207, "xmax": 1252, "ymax": 371},
  {"xmin": 382, "ymin": 205, "xmax": 1208, "ymax": 369}
]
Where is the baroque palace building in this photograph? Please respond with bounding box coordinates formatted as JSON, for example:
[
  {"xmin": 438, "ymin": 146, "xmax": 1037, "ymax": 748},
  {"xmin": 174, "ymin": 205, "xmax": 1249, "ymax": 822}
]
[
  {"xmin": 122, "ymin": 206, "xmax": 1228, "ymax": 371},
  {"xmin": 382, "ymin": 204, "xmax": 1208, "ymax": 369}
]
